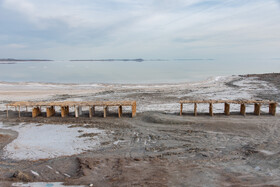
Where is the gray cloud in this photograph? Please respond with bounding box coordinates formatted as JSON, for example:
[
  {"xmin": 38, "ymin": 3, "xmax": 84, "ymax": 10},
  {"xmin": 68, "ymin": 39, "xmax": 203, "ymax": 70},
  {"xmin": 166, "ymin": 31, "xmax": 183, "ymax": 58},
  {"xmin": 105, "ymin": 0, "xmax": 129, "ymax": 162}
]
[{"xmin": 0, "ymin": 0, "xmax": 280, "ymax": 60}]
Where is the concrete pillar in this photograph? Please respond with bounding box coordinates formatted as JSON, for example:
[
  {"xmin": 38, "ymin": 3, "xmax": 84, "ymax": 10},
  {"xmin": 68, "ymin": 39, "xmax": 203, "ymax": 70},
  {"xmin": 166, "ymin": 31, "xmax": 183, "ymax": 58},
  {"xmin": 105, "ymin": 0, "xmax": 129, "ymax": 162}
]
[
  {"xmin": 32, "ymin": 107, "xmax": 41, "ymax": 118},
  {"xmin": 104, "ymin": 106, "xmax": 108, "ymax": 118},
  {"xmin": 118, "ymin": 105, "xmax": 123, "ymax": 118},
  {"xmin": 6, "ymin": 105, "xmax": 8, "ymax": 118},
  {"xmin": 26, "ymin": 106, "xmax": 28, "ymax": 112},
  {"xmin": 132, "ymin": 103, "xmax": 137, "ymax": 118},
  {"xmin": 254, "ymin": 103, "xmax": 261, "ymax": 116},
  {"xmin": 240, "ymin": 104, "xmax": 246, "ymax": 116},
  {"xmin": 194, "ymin": 103, "xmax": 197, "ymax": 116},
  {"xmin": 47, "ymin": 106, "xmax": 55, "ymax": 117},
  {"xmin": 224, "ymin": 103, "xmax": 230, "ymax": 116},
  {"xmin": 269, "ymin": 103, "xmax": 277, "ymax": 116},
  {"xmin": 180, "ymin": 103, "xmax": 183, "ymax": 116},
  {"xmin": 209, "ymin": 103, "xmax": 213, "ymax": 116}
]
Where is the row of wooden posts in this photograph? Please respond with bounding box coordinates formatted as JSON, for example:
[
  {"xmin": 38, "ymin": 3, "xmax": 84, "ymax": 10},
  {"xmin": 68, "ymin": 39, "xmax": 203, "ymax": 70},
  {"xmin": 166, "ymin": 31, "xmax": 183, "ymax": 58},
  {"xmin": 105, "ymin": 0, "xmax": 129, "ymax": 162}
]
[
  {"xmin": 6, "ymin": 101, "xmax": 137, "ymax": 118},
  {"xmin": 6, "ymin": 100, "xmax": 278, "ymax": 118},
  {"xmin": 180, "ymin": 100, "xmax": 278, "ymax": 116}
]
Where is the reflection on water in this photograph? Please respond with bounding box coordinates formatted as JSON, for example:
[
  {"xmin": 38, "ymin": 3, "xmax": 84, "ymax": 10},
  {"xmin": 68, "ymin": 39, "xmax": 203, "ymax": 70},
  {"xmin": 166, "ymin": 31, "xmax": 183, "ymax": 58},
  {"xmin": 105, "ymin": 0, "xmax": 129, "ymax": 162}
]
[{"xmin": 0, "ymin": 59, "xmax": 279, "ymax": 84}]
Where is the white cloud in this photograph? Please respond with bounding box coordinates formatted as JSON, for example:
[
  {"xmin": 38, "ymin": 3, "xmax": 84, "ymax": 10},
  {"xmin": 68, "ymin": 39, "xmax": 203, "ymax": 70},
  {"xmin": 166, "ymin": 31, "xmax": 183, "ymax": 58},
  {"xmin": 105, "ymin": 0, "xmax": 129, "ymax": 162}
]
[
  {"xmin": 1, "ymin": 0, "xmax": 280, "ymax": 59},
  {"xmin": 7, "ymin": 43, "xmax": 27, "ymax": 49}
]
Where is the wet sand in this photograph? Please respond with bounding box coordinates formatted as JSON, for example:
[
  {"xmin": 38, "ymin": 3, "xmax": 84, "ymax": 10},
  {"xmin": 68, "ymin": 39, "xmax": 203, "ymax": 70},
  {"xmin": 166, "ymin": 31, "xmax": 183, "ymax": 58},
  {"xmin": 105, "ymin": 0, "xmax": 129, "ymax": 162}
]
[{"xmin": 0, "ymin": 73, "xmax": 280, "ymax": 186}]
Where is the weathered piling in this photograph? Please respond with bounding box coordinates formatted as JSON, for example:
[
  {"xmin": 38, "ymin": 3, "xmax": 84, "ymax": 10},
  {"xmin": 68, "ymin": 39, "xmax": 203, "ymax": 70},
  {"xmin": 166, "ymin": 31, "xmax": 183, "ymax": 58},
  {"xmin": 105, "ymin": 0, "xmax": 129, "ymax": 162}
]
[
  {"xmin": 132, "ymin": 103, "xmax": 137, "ymax": 117},
  {"xmin": 104, "ymin": 106, "xmax": 108, "ymax": 118},
  {"xmin": 180, "ymin": 103, "xmax": 183, "ymax": 116},
  {"xmin": 194, "ymin": 103, "xmax": 197, "ymax": 116},
  {"xmin": 180, "ymin": 100, "xmax": 277, "ymax": 117},
  {"xmin": 118, "ymin": 106, "xmax": 123, "ymax": 118},
  {"xmin": 269, "ymin": 103, "xmax": 277, "ymax": 116},
  {"xmin": 240, "ymin": 103, "xmax": 246, "ymax": 116},
  {"xmin": 209, "ymin": 103, "xmax": 213, "ymax": 116},
  {"xmin": 224, "ymin": 103, "xmax": 230, "ymax": 116},
  {"xmin": 32, "ymin": 107, "xmax": 41, "ymax": 118},
  {"xmin": 254, "ymin": 103, "xmax": 261, "ymax": 116},
  {"xmin": 7, "ymin": 101, "xmax": 136, "ymax": 119},
  {"xmin": 61, "ymin": 106, "xmax": 69, "ymax": 117},
  {"xmin": 47, "ymin": 106, "xmax": 55, "ymax": 117}
]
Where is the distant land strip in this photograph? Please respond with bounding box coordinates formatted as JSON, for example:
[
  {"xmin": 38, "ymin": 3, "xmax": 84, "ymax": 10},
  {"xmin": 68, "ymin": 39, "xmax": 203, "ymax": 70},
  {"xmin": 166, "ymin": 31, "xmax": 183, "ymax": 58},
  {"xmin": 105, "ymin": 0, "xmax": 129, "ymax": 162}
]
[
  {"xmin": 0, "ymin": 58, "xmax": 52, "ymax": 62},
  {"xmin": 70, "ymin": 58, "xmax": 145, "ymax": 62}
]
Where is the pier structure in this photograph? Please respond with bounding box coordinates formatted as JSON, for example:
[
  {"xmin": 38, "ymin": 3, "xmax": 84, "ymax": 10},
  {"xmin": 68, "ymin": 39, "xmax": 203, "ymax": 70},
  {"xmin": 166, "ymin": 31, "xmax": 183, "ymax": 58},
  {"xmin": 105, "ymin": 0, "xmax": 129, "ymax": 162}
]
[
  {"xmin": 6, "ymin": 101, "xmax": 137, "ymax": 118},
  {"xmin": 180, "ymin": 100, "xmax": 277, "ymax": 116}
]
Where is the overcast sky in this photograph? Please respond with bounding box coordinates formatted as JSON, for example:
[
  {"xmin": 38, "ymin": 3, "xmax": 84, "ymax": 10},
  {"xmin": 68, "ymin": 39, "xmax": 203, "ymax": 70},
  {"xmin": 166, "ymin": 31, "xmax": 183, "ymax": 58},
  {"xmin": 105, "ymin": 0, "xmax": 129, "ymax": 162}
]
[{"xmin": 0, "ymin": 0, "xmax": 280, "ymax": 60}]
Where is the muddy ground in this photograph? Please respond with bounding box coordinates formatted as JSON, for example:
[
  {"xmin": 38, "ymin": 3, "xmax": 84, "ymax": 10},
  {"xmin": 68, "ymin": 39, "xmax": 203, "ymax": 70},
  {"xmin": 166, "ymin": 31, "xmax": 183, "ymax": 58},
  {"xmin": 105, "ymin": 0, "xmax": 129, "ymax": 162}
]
[
  {"xmin": 1, "ymin": 112, "xmax": 280, "ymax": 186},
  {"xmin": 0, "ymin": 73, "xmax": 280, "ymax": 186}
]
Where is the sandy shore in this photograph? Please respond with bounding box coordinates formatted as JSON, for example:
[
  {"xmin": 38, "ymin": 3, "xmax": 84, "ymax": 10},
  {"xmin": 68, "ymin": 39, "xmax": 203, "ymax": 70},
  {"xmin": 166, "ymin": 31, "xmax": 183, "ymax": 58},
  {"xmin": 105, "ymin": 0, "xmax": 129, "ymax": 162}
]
[{"xmin": 0, "ymin": 73, "xmax": 280, "ymax": 186}]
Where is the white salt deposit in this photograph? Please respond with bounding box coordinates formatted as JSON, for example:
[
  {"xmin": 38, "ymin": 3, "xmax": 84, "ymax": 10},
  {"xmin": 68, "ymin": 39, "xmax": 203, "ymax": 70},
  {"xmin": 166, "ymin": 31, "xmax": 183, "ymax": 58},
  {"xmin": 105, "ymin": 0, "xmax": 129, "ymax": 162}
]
[{"xmin": 0, "ymin": 123, "xmax": 106, "ymax": 160}]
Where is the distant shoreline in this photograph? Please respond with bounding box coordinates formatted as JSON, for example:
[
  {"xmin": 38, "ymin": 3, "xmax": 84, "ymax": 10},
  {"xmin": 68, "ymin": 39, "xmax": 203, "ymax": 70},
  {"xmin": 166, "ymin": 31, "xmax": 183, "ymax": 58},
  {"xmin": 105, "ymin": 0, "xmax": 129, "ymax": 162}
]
[{"xmin": 0, "ymin": 58, "xmax": 52, "ymax": 62}]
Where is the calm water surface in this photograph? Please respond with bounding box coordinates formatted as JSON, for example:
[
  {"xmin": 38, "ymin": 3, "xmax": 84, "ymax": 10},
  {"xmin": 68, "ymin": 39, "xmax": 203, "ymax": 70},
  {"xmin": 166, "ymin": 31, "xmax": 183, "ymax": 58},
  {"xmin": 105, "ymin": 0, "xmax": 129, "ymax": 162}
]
[{"xmin": 0, "ymin": 59, "xmax": 279, "ymax": 84}]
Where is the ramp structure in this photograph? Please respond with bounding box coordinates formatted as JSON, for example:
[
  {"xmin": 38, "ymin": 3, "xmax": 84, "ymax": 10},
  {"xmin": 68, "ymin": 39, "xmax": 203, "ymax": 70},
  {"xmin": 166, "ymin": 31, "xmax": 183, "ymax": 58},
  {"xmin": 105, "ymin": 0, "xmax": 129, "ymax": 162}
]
[
  {"xmin": 6, "ymin": 101, "xmax": 137, "ymax": 118},
  {"xmin": 180, "ymin": 100, "xmax": 277, "ymax": 116}
]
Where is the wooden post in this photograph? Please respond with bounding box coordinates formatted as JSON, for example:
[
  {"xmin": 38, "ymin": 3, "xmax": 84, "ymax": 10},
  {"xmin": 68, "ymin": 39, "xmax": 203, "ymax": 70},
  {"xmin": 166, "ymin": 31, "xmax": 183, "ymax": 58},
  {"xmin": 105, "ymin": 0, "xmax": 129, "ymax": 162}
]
[
  {"xmin": 32, "ymin": 107, "xmax": 41, "ymax": 118},
  {"xmin": 269, "ymin": 103, "xmax": 277, "ymax": 116},
  {"xmin": 240, "ymin": 103, "xmax": 246, "ymax": 116},
  {"xmin": 61, "ymin": 106, "xmax": 69, "ymax": 118},
  {"xmin": 6, "ymin": 105, "xmax": 8, "ymax": 118},
  {"xmin": 132, "ymin": 103, "xmax": 137, "ymax": 118},
  {"xmin": 254, "ymin": 103, "xmax": 261, "ymax": 116},
  {"xmin": 26, "ymin": 106, "xmax": 28, "ymax": 112},
  {"xmin": 89, "ymin": 106, "xmax": 92, "ymax": 118},
  {"xmin": 209, "ymin": 103, "xmax": 213, "ymax": 116},
  {"xmin": 118, "ymin": 105, "xmax": 122, "ymax": 118},
  {"xmin": 194, "ymin": 103, "xmax": 197, "ymax": 116},
  {"xmin": 180, "ymin": 103, "xmax": 183, "ymax": 116},
  {"xmin": 75, "ymin": 106, "xmax": 79, "ymax": 118},
  {"xmin": 47, "ymin": 106, "xmax": 55, "ymax": 117},
  {"xmin": 104, "ymin": 106, "xmax": 108, "ymax": 118},
  {"xmin": 224, "ymin": 103, "xmax": 230, "ymax": 116},
  {"xmin": 18, "ymin": 106, "xmax": 21, "ymax": 118}
]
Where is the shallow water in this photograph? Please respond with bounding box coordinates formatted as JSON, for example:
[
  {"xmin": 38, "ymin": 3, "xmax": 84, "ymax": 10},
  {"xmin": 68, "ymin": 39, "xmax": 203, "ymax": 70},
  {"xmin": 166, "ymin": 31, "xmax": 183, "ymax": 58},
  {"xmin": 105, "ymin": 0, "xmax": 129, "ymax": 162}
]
[{"xmin": 1, "ymin": 59, "xmax": 279, "ymax": 84}]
